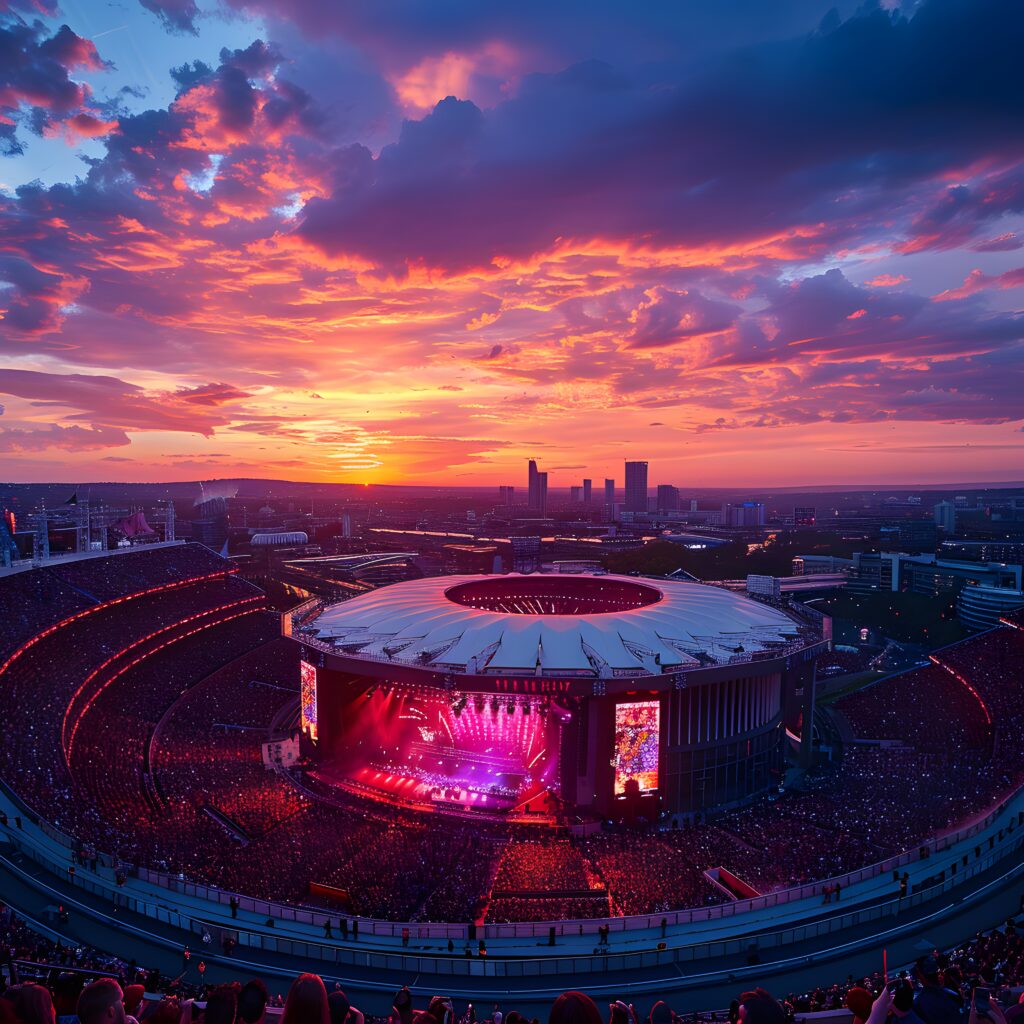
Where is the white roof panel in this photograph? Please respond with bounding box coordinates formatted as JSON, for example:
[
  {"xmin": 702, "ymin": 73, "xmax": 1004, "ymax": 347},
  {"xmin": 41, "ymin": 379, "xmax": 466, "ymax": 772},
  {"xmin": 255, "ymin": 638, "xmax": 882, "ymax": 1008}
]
[{"xmin": 310, "ymin": 574, "xmax": 805, "ymax": 676}]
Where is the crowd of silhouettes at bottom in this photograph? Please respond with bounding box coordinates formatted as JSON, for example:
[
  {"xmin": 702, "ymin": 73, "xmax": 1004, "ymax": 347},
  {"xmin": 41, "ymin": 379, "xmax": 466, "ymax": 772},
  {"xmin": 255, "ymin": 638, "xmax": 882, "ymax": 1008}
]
[
  {"xmin": 3, "ymin": 906, "xmax": 1024, "ymax": 1024},
  {"xmin": 3, "ymin": 963, "xmax": 1024, "ymax": 1024}
]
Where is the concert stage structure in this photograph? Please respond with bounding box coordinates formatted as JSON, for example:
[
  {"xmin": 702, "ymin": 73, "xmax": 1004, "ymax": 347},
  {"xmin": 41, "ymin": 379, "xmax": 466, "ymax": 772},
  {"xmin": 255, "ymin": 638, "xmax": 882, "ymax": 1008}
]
[{"xmin": 295, "ymin": 575, "xmax": 825, "ymax": 819}]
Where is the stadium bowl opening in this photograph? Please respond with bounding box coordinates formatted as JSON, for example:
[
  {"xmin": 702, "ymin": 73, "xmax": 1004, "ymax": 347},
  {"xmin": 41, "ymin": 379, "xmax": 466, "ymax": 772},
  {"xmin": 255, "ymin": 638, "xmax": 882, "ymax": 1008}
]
[{"xmin": 443, "ymin": 575, "xmax": 663, "ymax": 615}]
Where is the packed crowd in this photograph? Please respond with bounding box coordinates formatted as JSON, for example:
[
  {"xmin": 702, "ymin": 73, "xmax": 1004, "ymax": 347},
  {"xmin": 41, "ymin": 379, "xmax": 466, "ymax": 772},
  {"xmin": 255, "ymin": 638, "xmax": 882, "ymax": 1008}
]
[
  {"xmin": 484, "ymin": 840, "xmax": 606, "ymax": 923},
  {"xmin": 933, "ymin": 628, "xmax": 1024, "ymax": 788},
  {"xmin": 0, "ymin": 545, "xmax": 233, "ymax": 659},
  {"xmin": 68, "ymin": 615, "xmax": 283, "ymax": 866},
  {"xmin": 148, "ymin": 641, "xmax": 304, "ymax": 839},
  {"xmin": 580, "ymin": 831, "xmax": 738, "ymax": 915},
  {"xmin": 4, "ymin": 901, "xmax": 1024, "ymax": 1024},
  {"xmin": 492, "ymin": 842, "xmax": 595, "ymax": 894},
  {"xmin": 835, "ymin": 664, "xmax": 992, "ymax": 757},
  {"xmin": 4, "ymin": 546, "xmax": 1024, "ymax": 925},
  {"xmin": 0, "ymin": 570, "xmax": 268, "ymax": 843}
]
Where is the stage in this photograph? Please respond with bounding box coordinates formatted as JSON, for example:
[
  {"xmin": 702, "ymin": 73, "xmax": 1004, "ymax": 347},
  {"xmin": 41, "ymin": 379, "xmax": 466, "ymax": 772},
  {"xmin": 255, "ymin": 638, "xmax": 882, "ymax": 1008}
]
[{"xmin": 308, "ymin": 683, "xmax": 570, "ymax": 820}]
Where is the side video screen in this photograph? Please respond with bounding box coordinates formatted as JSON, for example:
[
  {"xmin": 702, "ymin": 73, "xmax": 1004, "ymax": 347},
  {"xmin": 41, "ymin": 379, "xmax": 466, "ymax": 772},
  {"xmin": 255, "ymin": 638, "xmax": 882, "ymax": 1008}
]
[
  {"xmin": 614, "ymin": 700, "xmax": 659, "ymax": 794},
  {"xmin": 300, "ymin": 660, "xmax": 318, "ymax": 742}
]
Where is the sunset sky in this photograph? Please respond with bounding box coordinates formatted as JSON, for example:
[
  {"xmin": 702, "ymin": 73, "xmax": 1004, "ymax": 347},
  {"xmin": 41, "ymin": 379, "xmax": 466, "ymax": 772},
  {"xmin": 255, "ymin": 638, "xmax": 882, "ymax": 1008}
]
[{"xmin": 1, "ymin": 0, "xmax": 1023, "ymax": 487}]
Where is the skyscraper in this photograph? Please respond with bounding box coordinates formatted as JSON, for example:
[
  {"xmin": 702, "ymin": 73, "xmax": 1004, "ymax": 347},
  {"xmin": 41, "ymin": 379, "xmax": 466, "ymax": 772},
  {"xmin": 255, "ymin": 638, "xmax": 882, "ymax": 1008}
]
[
  {"xmin": 604, "ymin": 479, "xmax": 615, "ymax": 516},
  {"xmin": 536, "ymin": 472, "xmax": 548, "ymax": 514},
  {"xmin": 624, "ymin": 461, "xmax": 649, "ymax": 514},
  {"xmin": 582, "ymin": 479, "xmax": 592, "ymax": 505},
  {"xmin": 528, "ymin": 460, "xmax": 541, "ymax": 511},
  {"xmin": 570, "ymin": 485, "xmax": 582, "ymax": 503}
]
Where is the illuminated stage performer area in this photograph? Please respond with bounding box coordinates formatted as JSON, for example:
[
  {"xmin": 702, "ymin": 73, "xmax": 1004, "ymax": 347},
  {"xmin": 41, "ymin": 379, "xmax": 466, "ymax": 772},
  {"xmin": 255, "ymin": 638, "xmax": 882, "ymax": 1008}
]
[
  {"xmin": 310, "ymin": 683, "xmax": 570, "ymax": 815},
  {"xmin": 295, "ymin": 574, "xmax": 826, "ymax": 821}
]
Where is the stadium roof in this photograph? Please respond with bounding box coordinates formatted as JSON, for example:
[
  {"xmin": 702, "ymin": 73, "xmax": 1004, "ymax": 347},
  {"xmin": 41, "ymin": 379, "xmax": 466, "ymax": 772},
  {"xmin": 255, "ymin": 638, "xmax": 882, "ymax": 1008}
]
[{"xmin": 309, "ymin": 574, "xmax": 808, "ymax": 676}]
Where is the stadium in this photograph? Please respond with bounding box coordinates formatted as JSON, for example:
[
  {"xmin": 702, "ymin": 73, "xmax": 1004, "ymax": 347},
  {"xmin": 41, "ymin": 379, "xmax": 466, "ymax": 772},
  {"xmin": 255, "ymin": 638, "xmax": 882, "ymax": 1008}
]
[
  {"xmin": 295, "ymin": 574, "xmax": 823, "ymax": 819},
  {"xmin": 1, "ymin": 543, "xmax": 1024, "ymax": 1014}
]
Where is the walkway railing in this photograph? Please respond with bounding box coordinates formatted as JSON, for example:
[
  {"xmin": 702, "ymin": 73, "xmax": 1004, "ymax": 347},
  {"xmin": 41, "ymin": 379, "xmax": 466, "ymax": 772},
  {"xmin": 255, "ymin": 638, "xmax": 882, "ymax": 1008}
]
[{"xmin": 5, "ymin": 824, "xmax": 1024, "ymax": 979}]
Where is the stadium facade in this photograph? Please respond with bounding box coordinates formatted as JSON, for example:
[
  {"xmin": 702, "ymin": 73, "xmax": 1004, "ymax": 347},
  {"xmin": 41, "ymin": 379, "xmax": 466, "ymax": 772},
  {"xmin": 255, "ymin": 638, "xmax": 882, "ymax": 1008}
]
[{"xmin": 296, "ymin": 574, "xmax": 825, "ymax": 817}]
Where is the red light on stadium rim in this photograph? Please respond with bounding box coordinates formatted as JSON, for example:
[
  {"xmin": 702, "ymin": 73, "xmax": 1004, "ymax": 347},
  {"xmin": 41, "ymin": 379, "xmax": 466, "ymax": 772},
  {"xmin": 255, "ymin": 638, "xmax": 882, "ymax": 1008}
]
[
  {"xmin": 63, "ymin": 599, "xmax": 263, "ymax": 761},
  {"xmin": 0, "ymin": 570, "xmax": 237, "ymax": 679}
]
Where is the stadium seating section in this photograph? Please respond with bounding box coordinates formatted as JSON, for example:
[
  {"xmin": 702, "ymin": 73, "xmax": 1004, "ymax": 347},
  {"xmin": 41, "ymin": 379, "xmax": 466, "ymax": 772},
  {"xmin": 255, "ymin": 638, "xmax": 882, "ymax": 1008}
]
[{"xmin": 1, "ymin": 546, "xmax": 1023, "ymax": 925}]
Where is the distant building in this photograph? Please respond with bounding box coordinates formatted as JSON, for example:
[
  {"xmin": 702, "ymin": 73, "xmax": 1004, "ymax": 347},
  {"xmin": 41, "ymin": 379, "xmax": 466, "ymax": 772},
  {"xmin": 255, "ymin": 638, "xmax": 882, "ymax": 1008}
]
[
  {"xmin": 725, "ymin": 501, "xmax": 766, "ymax": 528},
  {"xmin": 192, "ymin": 496, "xmax": 228, "ymax": 551},
  {"xmin": 510, "ymin": 535, "xmax": 541, "ymax": 573},
  {"xmin": 746, "ymin": 575, "xmax": 782, "ymax": 600},
  {"xmin": 940, "ymin": 539, "xmax": 1024, "ymax": 564},
  {"xmin": 624, "ymin": 461, "xmax": 648, "ymax": 514},
  {"xmin": 0, "ymin": 512, "xmax": 18, "ymax": 567},
  {"xmin": 443, "ymin": 544, "xmax": 498, "ymax": 574},
  {"xmin": 879, "ymin": 520, "xmax": 937, "ymax": 552},
  {"xmin": 552, "ymin": 559, "xmax": 602, "ymax": 574},
  {"xmin": 849, "ymin": 551, "xmax": 1022, "ymax": 601},
  {"xmin": 499, "ymin": 486, "xmax": 515, "ymax": 506},
  {"xmin": 792, "ymin": 554, "xmax": 854, "ymax": 575},
  {"xmin": 527, "ymin": 461, "xmax": 548, "ymax": 514},
  {"xmin": 933, "ymin": 500, "xmax": 956, "ymax": 533},
  {"xmin": 657, "ymin": 484, "xmax": 680, "ymax": 512},
  {"xmin": 794, "ymin": 507, "xmax": 816, "ymax": 526},
  {"xmin": 582, "ymin": 479, "xmax": 592, "ymax": 505},
  {"xmin": 251, "ymin": 531, "xmax": 308, "ymax": 547},
  {"xmin": 570, "ymin": 485, "xmax": 582, "ymax": 503},
  {"xmin": 957, "ymin": 583, "xmax": 1024, "ymax": 631},
  {"xmin": 687, "ymin": 508, "xmax": 725, "ymax": 526},
  {"xmin": 549, "ymin": 534, "xmax": 648, "ymax": 560},
  {"xmin": 528, "ymin": 461, "xmax": 541, "ymax": 510},
  {"xmin": 604, "ymin": 479, "xmax": 615, "ymax": 516}
]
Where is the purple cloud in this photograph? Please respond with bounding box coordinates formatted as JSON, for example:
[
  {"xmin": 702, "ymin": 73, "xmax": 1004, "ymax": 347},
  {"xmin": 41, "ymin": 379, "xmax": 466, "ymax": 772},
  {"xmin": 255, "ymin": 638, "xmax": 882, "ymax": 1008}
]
[{"xmin": 138, "ymin": 0, "xmax": 200, "ymax": 35}]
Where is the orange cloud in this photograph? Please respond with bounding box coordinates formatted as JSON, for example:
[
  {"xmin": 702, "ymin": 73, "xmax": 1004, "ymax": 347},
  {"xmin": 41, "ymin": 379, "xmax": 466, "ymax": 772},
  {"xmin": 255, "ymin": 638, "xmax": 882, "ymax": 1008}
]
[{"xmin": 392, "ymin": 42, "xmax": 520, "ymax": 114}]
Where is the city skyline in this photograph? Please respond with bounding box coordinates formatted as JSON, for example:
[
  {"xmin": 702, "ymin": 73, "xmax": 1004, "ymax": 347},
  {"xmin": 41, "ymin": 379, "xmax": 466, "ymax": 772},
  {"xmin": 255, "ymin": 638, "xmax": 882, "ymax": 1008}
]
[{"xmin": 2, "ymin": 1, "xmax": 1024, "ymax": 486}]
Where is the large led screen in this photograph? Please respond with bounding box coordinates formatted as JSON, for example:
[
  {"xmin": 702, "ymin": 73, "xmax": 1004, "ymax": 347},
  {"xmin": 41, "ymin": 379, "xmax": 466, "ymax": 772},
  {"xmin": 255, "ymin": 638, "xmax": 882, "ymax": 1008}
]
[
  {"xmin": 613, "ymin": 700, "xmax": 660, "ymax": 795},
  {"xmin": 300, "ymin": 660, "xmax": 318, "ymax": 742}
]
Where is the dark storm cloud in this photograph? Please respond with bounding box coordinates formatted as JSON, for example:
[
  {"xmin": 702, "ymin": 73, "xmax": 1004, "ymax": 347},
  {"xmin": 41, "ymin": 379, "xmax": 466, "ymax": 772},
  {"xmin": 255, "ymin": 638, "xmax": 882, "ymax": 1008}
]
[{"xmin": 297, "ymin": 0, "xmax": 1024, "ymax": 273}]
